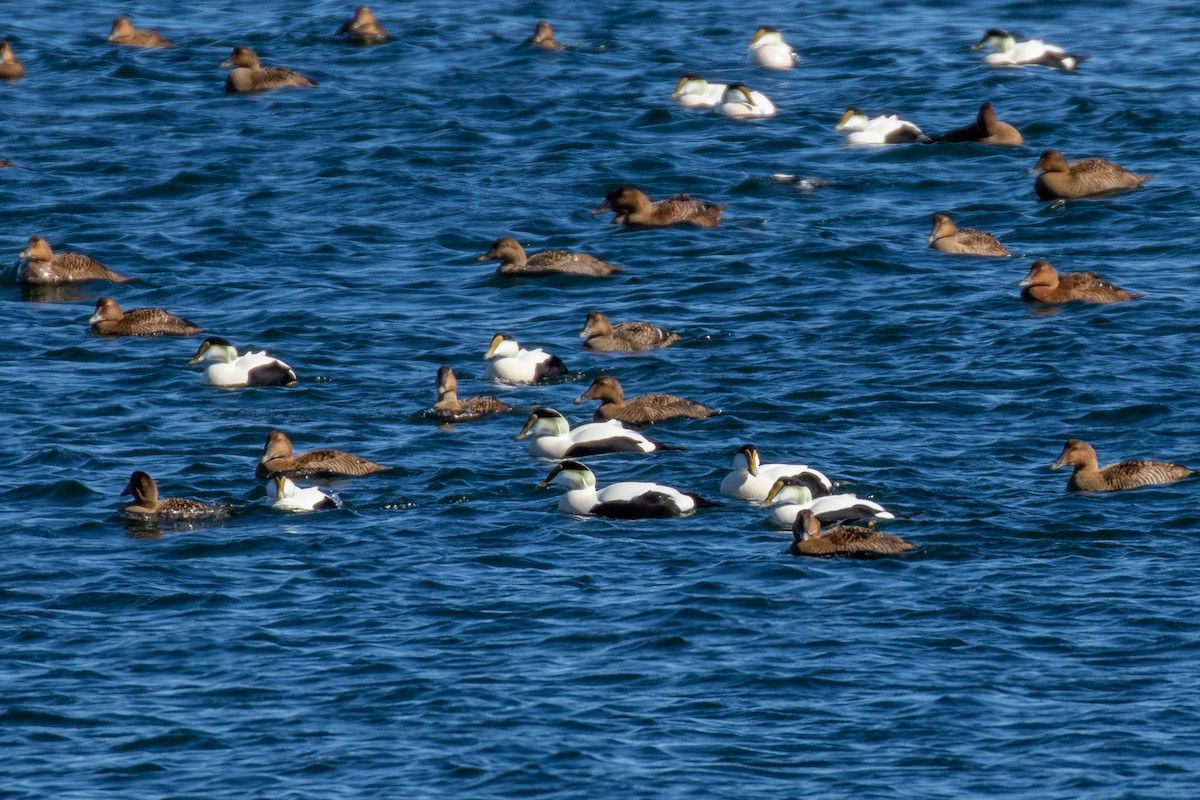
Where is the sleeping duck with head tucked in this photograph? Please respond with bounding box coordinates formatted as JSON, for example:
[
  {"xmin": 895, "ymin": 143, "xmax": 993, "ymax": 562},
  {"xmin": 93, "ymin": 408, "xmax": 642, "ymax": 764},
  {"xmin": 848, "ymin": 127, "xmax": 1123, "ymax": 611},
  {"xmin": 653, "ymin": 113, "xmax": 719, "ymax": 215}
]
[
  {"xmin": 593, "ymin": 187, "xmax": 724, "ymax": 228},
  {"xmin": 478, "ymin": 237, "xmax": 622, "ymax": 277},
  {"xmin": 221, "ymin": 46, "xmax": 316, "ymax": 93},
  {"xmin": 17, "ymin": 236, "xmax": 130, "ymax": 285}
]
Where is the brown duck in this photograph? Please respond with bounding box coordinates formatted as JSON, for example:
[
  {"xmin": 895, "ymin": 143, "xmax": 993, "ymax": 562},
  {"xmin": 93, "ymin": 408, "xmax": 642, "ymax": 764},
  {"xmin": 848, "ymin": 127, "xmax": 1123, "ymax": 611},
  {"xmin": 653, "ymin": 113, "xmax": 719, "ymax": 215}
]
[
  {"xmin": 592, "ymin": 187, "xmax": 724, "ymax": 228},
  {"xmin": 789, "ymin": 509, "xmax": 915, "ymax": 558},
  {"xmin": 575, "ymin": 375, "xmax": 718, "ymax": 426},
  {"xmin": 89, "ymin": 297, "xmax": 203, "ymax": 336},
  {"xmin": 255, "ymin": 430, "xmax": 388, "ymax": 480},
  {"xmin": 1030, "ymin": 149, "xmax": 1151, "ymax": 200},
  {"xmin": 221, "ymin": 47, "xmax": 317, "ymax": 93},
  {"xmin": 927, "ymin": 213, "xmax": 1010, "ymax": 257},
  {"xmin": 433, "ymin": 366, "xmax": 512, "ymax": 422},
  {"xmin": 1018, "ymin": 260, "xmax": 1142, "ymax": 304},
  {"xmin": 122, "ymin": 471, "xmax": 231, "ymax": 520},
  {"xmin": 579, "ymin": 312, "xmax": 679, "ymax": 352},
  {"xmin": 339, "ymin": 6, "xmax": 388, "ymax": 44},
  {"xmin": 526, "ymin": 21, "xmax": 562, "ymax": 49},
  {"xmin": 929, "ymin": 102, "xmax": 1022, "ymax": 147},
  {"xmin": 0, "ymin": 42, "xmax": 24, "ymax": 79},
  {"xmin": 1051, "ymin": 440, "xmax": 1193, "ymax": 493},
  {"xmin": 478, "ymin": 237, "xmax": 621, "ymax": 277},
  {"xmin": 108, "ymin": 17, "xmax": 173, "ymax": 48},
  {"xmin": 18, "ymin": 236, "xmax": 130, "ymax": 285}
]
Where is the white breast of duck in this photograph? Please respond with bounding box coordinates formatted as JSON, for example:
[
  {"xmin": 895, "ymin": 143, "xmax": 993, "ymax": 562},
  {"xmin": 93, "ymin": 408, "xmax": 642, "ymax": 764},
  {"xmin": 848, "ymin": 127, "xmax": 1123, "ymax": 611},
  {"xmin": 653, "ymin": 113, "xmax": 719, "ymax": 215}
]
[
  {"xmin": 766, "ymin": 493, "xmax": 895, "ymax": 528},
  {"xmin": 720, "ymin": 445, "xmax": 832, "ymax": 501},
  {"xmin": 189, "ymin": 337, "xmax": 296, "ymax": 387},
  {"xmin": 748, "ymin": 27, "xmax": 798, "ymax": 69},
  {"xmin": 720, "ymin": 84, "xmax": 776, "ymax": 118},
  {"xmin": 541, "ymin": 461, "xmax": 697, "ymax": 518},
  {"xmin": 515, "ymin": 408, "xmax": 658, "ymax": 460},
  {"xmin": 267, "ymin": 474, "xmax": 338, "ymax": 512},
  {"xmin": 483, "ymin": 333, "xmax": 566, "ymax": 384}
]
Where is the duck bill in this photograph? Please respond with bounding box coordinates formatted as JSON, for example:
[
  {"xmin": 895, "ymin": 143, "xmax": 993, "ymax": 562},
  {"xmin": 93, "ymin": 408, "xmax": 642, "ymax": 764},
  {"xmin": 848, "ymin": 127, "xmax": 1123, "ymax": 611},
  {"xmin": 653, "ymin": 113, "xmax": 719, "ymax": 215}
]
[
  {"xmin": 219, "ymin": 58, "xmax": 235, "ymax": 69},
  {"xmin": 590, "ymin": 201, "xmax": 612, "ymax": 216},
  {"xmin": 538, "ymin": 463, "xmax": 564, "ymax": 488},
  {"xmin": 577, "ymin": 327, "xmax": 592, "ymax": 340},
  {"xmin": 763, "ymin": 479, "xmax": 785, "ymax": 505},
  {"xmin": 1017, "ymin": 277, "xmax": 1034, "ymax": 288},
  {"xmin": 476, "ymin": 252, "xmax": 493, "ymax": 262},
  {"xmin": 88, "ymin": 312, "xmax": 104, "ymax": 325},
  {"xmin": 484, "ymin": 334, "xmax": 504, "ymax": 359},
  {"xmin": 1026, "ymin": 165, "xmax": 1044, "ymax": 176},
  {"xmin": 969, "ymin": 37, "xmax": 989, "ymax": 51},
  {"xmin": 187, "ymin": 342, "xmax": 210, "ymax": 365},
  {"xmin": 747, "ymin": 449, "xmax": 760, "ymax": 476},
  {"xmin": 1049, "ymin": 458, "xmax": 1066, "ymax": 471},
  {"xmin": 514, "ymin": 414, "xmax": 537, "ymax": 440},
  {"xmin": 274, "ymin": 474, "xmax": 288, "ymax": 496}
]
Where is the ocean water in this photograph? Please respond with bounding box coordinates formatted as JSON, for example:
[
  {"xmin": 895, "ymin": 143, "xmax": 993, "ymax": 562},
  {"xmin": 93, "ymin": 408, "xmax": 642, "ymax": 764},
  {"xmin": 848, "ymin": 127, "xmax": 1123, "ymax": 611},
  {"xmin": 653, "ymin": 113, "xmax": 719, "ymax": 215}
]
[{"xmin": 4, "ymin": 0, "xmax": 1200, "ymax": 796}]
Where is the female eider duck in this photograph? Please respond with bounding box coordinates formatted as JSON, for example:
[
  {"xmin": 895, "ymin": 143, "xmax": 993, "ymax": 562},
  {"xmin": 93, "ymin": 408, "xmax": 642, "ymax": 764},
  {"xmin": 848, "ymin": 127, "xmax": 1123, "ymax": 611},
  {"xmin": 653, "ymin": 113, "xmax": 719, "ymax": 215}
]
[
  {"xmin": 971, "ymin": 29, "xmax": 1087, "ymax": 71},
  {"xmin": 221, "ymin": 46, "xmax": 316, "ymax": 93},
  {"xmin": 578, "ymin": 312, "xmax": 679, "ymax": 353},
  {"xmin": 267, "ymin": 474, "xmax": 339, "ymax": 512},
  {"xmin": 17, "ymin": 236, "xmax": 130, "ymax": 285},
  {"xmin": 719, "ymin": 83, "xmax": 776, "ymax": 119},
  {"xmin": 763, "ymin": 475, "xmax": 895, "ymax": 529},
  {"xmin": 593, "ymin": 187, "xmax": 724, "ymax": 228},
  {"xmin": 108, "ymin": 17, "xmax": 173, "ymax": 48},
  {"xmin": 0, "ymin": 42, "xmax": 24, "ymax": 79},
  {"xmin": 790, "ymin": 510, "xmax": 915, "ymax": 558},
  {"xmin": 720, "ymin": 444, "xmax": 832, "ymax": 502},
  {"xmin": 747, "ymin": 26, "xmax": 799, "ymax": 70},
  {"xmin": 575, "ymin": 376, "xmax": 718, "ymax": 427},
  {"xmin": 1051, "ymin": 439, "xmax": 1193, "ymax": 493},
  {"xmin": 433, "ymin": 366, "xmax": 512, "ymax": 422},
  {"xmin": 122, "ymin": 471, "xmax": 231, "ymax": 521},
  {"xmin": 89, "ymin": 297, "xmax": 202, "ymax": 337},
  {"xmin": 189, "ymin": 337, "xmax": 298, "ymax": 387},
  {"xmin": 540, "ymin": 460, "xmax": 710, "ymax": 519},
  {"xmin": 1019, "ymin": 260, "xmax": 1142, "ymax": 305},
  {"xmin": 338, "ymin": 7, "xmax": 388, "ymax": 44},
  {"xmin": 929, "ymin": 102, "xmax": 1022, "ymax": 147},
  {"xmin": 526, "ymin": 21, "xmax": 562, "ymax": 50},
  {"xmin": 256, "ymin": 430, "xmax": 388, "ymax": 480},
  {"xmin": 672, "ymin": 74, "xmax": 727, "ymax": 109},
  {"xmin": 927, "ymin": 213, "xmax": 1010, "ymax": 257},
  {"xmin": 515, "ymin": 408, "xmax": 671, "ymax": 460},
  {"xmin": 1030, "ymin": 149, "xmax": 1151, "ymax": 201},
  {"xmin": 484, "ymin": 332, "xmax": 567, "ymax": 384},
  {"xmin": 478, "ymin": 237, "xmax": 621, "ymax": 277},
  {"xmin": 836, "ymin": 108, "xmax": 924, "ymax": 145}
]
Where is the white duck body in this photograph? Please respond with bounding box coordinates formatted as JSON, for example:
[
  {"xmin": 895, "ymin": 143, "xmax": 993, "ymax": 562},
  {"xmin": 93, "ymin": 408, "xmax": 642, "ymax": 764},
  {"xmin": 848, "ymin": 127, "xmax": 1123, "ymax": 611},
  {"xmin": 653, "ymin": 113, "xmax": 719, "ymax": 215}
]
[
  {"xmin": 748, "ymin": 27, "xmax": 798, "ymax": 70},
  {"xmin": 972, "ymin": 29, "xmax": 1084, "ymax": 70},
  {"xmin": 720, "ymin": 445, "xmax": 832, "ymax": 501},
  {"xmin": 267, "ymin": 475, "xmax": 339, "ymax": 512},
  {"xmin": 836, "ymin": 109, "xmax": 923, "ymax": 145},
  {"xmin": 719, "ymin": 83, "xmax": 776, "ymax": 119},
  {"xmin": 483, "ymin": 332, "xmax": 567, "ymax": 384},
  {"xmin": 766, "ymin": 493, "xmax": 896, "ymax": 528},
  {"xmin": 672, "ymin": 74, "xmax": 727, "ymax": 108},
  {"xmin": 541, "ymin": 461, "xmax": 699, "ymax": 518},
  {"xmin": 515, "ymin": 408, "xmax": 662, "ymax": 460},
  {"xmin": 188, "ymin": 337, "xmax": 297, "ymax": 387}
]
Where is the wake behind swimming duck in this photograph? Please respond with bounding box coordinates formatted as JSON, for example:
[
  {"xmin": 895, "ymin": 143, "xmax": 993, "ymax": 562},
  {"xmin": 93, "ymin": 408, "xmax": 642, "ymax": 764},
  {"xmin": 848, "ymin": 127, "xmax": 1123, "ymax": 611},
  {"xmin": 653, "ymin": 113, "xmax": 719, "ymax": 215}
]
[
  {"xmin": 17, "ymin": 236, "xmax": 130, "ymax": 285},
  {"xmin": 189, "ymin": 337, "xmax": 298, "ymax": 387},
  {"xmin": 478, "ymin": 237, "xmax": 622, "ymax": 277},
  {"xmin": 89, "ymin": 297, "xmax": 202, "ymax": 337},
  {"xmin": 540, "ymin": 460, "xmax": 712, "ymax": 518},
  {"xmin": 256, "ymin": 430, "xmax": 388, "ymax": 480},
  {"xmin": 1051, "ymin": 440, "xmax": 1193, "ymax": 493},
  {"xmin": 593, "ymin": 187, "xmax": 724, "ymax": 228},
  {"xmin": 1029, "ymin": 149, "xmax": 1151, "ymax": 201},
  {"xmin": 221, "ymin": 46, "xmax": 316, "ymax": 93}
]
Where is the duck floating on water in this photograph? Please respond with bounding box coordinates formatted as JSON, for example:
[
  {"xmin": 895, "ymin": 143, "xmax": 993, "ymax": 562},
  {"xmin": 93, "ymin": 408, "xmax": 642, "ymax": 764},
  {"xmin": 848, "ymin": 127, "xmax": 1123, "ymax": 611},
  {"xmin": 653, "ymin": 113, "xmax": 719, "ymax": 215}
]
[
  {"xmin": 478, "ymin": 237, "xmax": 621, "ymax": 277},
  {"xmin": 483, "ymin": 332, "xmax": 567, "ymax": 384},
  {"xmin": 719, "ymin": 83, "xmax": 776, "ymax": 119},
  {"xmin": 17, "ymin": 236, "xmax": 130, "ymax": 285},
  {"xmin": 1018, "ymin": 260, "xmax": 1142, "ymax": 305},
  {"xmin": 1029, "ymin": 149, "xmax": 1151, "ymax": 201},
  {"xmin": 189, "ymin": 337, "xmax": 298, "ymax": 387},
  {"xmin": 338, "ymin": 6, "xmax": 388, "ymax": 44},
  {"xmin": 122, "ymin": 471, "xmax": 231, "ymax": 520},
  {"xmin": 221, "ymin": 46, "xmax": 316, "ymax": 93},
  {"xmin": 575, "ymin": 375, "xmax": 718, "ymax": 426},
  {"xmin": 89, "ymin": 297, "xmax": 203, "ymax": 337},
  {"xmin": 578, "ymin": 312, "xmax": 679, "ymax": 353},
  {"xmin": 515, "ymin": 408, "xmax": 671, "ymax": 459},
  {"xmin": 763, "ymin": 475, "xmax": 895, "ymax": 528},
  {"xmin": 540, "ymin": 460, "xmax": 712, "ymax": 518},
  {"xmin": 928, "ymin": 102, "xmax": 1022, "ymax": 147},
  {"xmin": 720, "ymin": 444, "xmax": 832, "ymax": 502},
  {"xmin": 747, "ymin": 26, "xmax": 799, "ymax": 70},
  {"xmin": 835, "ymin": 108, "xmax": 924, "ymax": 144},
  {"xmin": 672, "ymin": 74, "xmax": 727, "ymax": 109},
  {"xmin": 593, "ymin": 187, "xmax": 724, "ymax": 228},
  {"xmin": 256, "ymin": 430, "xmax": 388, "ymax": 480},
  {"xmin": 108, "ymin": 17, "xmax": 173, "ymax": 48},
  {"xmin": 525, "ymin": 20, "xmax": 562, "ymax": 50},
  {"xmin": 789, "ymin": 509, "xmax": 915, "ymax": 558},
  {"xmin": 0, "ymin": 41, "xmax": 24, "ymax": 79},
  {"xmin": 1051, "ymin": 439, "xmax": 1193, "ymax": 493},
  {"xmin": 971, "ymin": 28, "xmax": 1087, "ymax": 71},
  {"xmin": 433, "ymin": 366, "xmax": 513, "ymax": 422},
  {"xmin": 267, "ymin": 474, "xmax": 339, "ymax": 511},
  {"xmin": 927, "ymin": 213, "xmax": 1010, "ymax": 257}
]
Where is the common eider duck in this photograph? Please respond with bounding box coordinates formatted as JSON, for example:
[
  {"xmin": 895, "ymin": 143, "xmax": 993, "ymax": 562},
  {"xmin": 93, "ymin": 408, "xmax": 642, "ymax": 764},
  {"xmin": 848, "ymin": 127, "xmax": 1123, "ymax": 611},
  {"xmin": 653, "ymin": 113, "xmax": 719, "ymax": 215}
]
[
  {"xmin": 221, "ymin": 46, "xmax": 316, "ymax": 93},
  {"xmin": 526, "ymin": 21, "xmax": 562, "ymax": 49},
  {"xmin": 338, "ymin": 7, "xmax": 388, "ymax": 44},
  {"xmin": 719, "ymin": 83, "xmax": 776, "ymax": 119},
  {"xmin": 478, "ymin": 237, "xmax": 622, "ymax": 277},
  {"xmin": 720, "ymin": 444, "xmax": 832, "ymax": 502},
  {"xmin": 0, "ymin": 157, "xmax": 15, "ymax": 169},
  {"xmin": 108, "ymin": 17, "xmax": 173, "ymax": 48},
  {"xmin": 672, "ymin": 74, "xmax": 728, "ymax": 109},
  {"xmin": 578, "ymin": 312, "xmax": 679, "ymax": 353},
  {"xmin": 835, "ymin": 108, "xmax": 924, "ymax": 145},
  {"xmin": 592, "ymin": 187, "xmax": 724, "ymax": 228},
  {"xmin": 256, "ymin": 430, "xmax": 387, "ymax": 480},
  {"xmin": 433, "ymin": 366, "xmax": 512, "ymax": 422},
  {"xmin": 928, "ymin": 102, "xmax": 1022, "ymax": 147},
  {"xmin": 1019, "ymin": 260, "xmax": 1142, "ymax": 305},
  {"xmin": 540, "ymin": 460, "xmax": 711, "ymax": 519},
  {"xmin": 189, "ymin": 337, "xmax": 298, "ymax": 387},
  {"xmin": 89, "ymin": 297, "xmax": 202, "ymax": 337},
  {"xmin": 1030, "ymin": 149, "xmax": 1151, "ymax": 201},
  {"xmin": 0, "ymin": 42, "xmax": 24, "ymax": 79},
  {"xmin": 790, "ymin": 510, "xmax": 915, "ymax": 558},
  {"xmin": 122, "ymin": 471, "xmax": 231, "ymax": 520},
  {"xmin": 763, "ymin": 475, "xmax": 895, "ymax": 528},
  {"xmin": 17, "ymin": 236, "xmax": 130, "ymax": 285},
  {"xmin": 748, "ymin": 26, "xmax": 799, "ymax": 70},
  {"xmin": 484, "ymin": 332, "xmax": 567, "ymax": 384},
  {"xmin": 971, "ymin": 29, "xmax": 1087, "ymax": 71},
  {"xmin": 515, "ymin": 408, "xmax": 671, "ymax": 460},
  {"xmin": 575, "ymin": 376, "xmax": 718, "ymax": 426},
  {"xmin": 1051, "ymin": 439, "xmax": 1193, "ymax": 493},
  {"xmin": 927, "ymin": 213, "xmax": 1010, "ymax": 257},
  {"xmin": 267, "ymin": 474, "xmax": 339, "ymax": 512}
]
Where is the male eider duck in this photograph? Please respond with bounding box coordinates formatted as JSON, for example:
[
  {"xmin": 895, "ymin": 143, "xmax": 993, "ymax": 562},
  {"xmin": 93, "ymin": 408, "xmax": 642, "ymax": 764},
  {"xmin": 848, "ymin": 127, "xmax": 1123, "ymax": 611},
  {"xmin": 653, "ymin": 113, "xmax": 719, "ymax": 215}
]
[
  {"xmin": 1030, "ymin": 149, "xmax": 1151, "ymax": 201},
  {"xmin": 122, "ymin": 471, "xmax": 231, "ymax": 520},
  {"xmin": 484, "ymin": 332, "xmax": 567, "ymax": 384},
  {"xmin": 256, "ymin": 430, "xmax": 388, "ymax": 480},
  {"xmin": 1051, "ymin": 439, "xmax": 1193, "ymax": 493},
  {"xmin": 719, "ymin": 83, "xmax": 776, "ymax": 119},
  {"xmin": 593, "ymin": 187, "xmax": 724, "ymax": 228},
  {"xmin": 515, "ymin": 408, "xmax": 671, "ymax": 460},
  {"xmin": 927, "ymin": 213, "xmax": 1010, "ymax": 257},
  {"xmin": 189, "ymin": 337, "xmax": 298, "ymax": 387},
  {"xmin": 971, "ymin": 29, "xmax": 1087, "ymax": 71},
  {"xmin": 478, "ymin": 237, "xmax": 622, "ymax": 277},
  {"xmin": 338, "ymin": 7, "xmax": 388, "ymax": 44},
  {"xmin": 540, "ymin": 460, "xmax": 711, "ymax": 519},
  {"xmin": 17, "ymin": 236, "xmax": 130, "ymax": 285},
  {"xmin": 672, "ymin": 74, "xmax": 728, "ymax": 109},
  {"xmin": 575, "ymin": 375, "xmax": 718, "ymax": 427},
  {"xmin": 0, "ymin": 42, "xmax": 24, "ymax": 79},
  {"xmin": 526, "ymin": 21, "xmax": 562, "ymax": 49},
  {"xmin": 267, "ymin": 474, "xmax": 339, "ymax": 512},
  {"xmin": 433, "ymin": 366, "xmax": 513, "ymax": 422},
  {"xmin": 720, "ymin": 444, "xmax": 832, "ymax": 502},
  {"xmin": 108, "ymin": 17, "xmax": 173, "ymax": 48},
  {"xmin": 763, "ymin": 475, "xmax": 895, "ymax": 529},
  {"xmin": 929, "ymin": 102, "xmax": 1022, "ymax": 147},
  {"xmin": 578, "ymin": 312, "xmax": 679, "ymax": 353},
  {"xmin": 747, "ymin": 26, "xmax": 799, "ymax": 70},
  {"xmin": 836, "ymin": 108, "xmax": 924, "ymax": 145},
  {"xmin": 89, "ymin": 297, "xmax": 203, "ymax": 337},
  {"xmin": 1019, "ymin": 260, "xmax": 1142, "ymax": 305},
  {"xmin": 221, "ymin": 46, "xmax": 316, "ymax": 93},
  {"xmin": 790, "ymin": 510, "xmax": 915, "ymax": 558}
]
